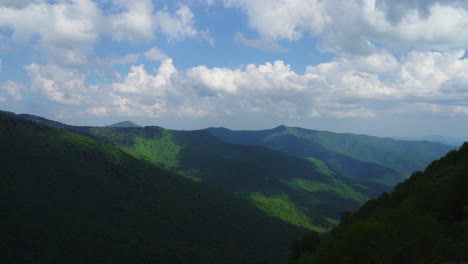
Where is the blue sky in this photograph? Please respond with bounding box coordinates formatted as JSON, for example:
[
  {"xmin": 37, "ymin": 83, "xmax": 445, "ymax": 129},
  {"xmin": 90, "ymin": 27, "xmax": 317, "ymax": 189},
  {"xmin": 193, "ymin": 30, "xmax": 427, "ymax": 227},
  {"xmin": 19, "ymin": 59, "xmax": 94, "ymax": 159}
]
[{"xmin": 1, "ymin": 0, "xmax": 468, "ymax": 137}]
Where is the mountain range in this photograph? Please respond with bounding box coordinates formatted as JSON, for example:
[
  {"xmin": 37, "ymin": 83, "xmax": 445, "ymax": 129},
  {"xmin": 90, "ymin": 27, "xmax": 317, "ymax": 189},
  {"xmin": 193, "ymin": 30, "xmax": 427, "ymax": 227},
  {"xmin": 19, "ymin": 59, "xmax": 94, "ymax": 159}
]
[
  {"xmin": 0, "ymin": 112, "xmax": 305, "ymax": 264},
  {"xmin": 16, "ymin": 113, "xmax": 390, "ymax": 232},
  {"xmin": 1, "ymin": 110, "xmax": 461, "ymax": 263},
  {"xmin": 12, "ymin": 113, "xmax": 454, "ymax": 232},
  {"xmin": 207, "ymin": 126, "xmax": 453, "ymax": 185}
]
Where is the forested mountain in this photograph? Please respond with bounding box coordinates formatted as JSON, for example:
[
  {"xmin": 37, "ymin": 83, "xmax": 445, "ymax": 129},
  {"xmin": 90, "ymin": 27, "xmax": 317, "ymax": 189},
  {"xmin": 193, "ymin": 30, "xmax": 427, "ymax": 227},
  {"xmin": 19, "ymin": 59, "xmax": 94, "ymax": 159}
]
[
  {"xmin": 289, "ymin": 143, "xmax": 468, "ymax": 264},
  {"xmin": 107, "ymin": 121, "xmax": 141, "ymax": 128},
  {"xmin": 17, "ymin": 113, "xmax": 389, "ymax": 232},
  {"xmin": 0, "ymin": 112, "xmax": 307, "ymax": 264},
  {"xmin": 207, "ymin": 125, "xmax": 453, "ymax": 185}
]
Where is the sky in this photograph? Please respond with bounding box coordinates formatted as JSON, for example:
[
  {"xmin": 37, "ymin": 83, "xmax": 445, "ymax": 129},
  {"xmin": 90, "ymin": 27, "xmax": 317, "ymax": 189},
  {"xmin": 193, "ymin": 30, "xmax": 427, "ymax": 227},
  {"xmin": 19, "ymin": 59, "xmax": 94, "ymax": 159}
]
[{"xmin": 1, "ymin": 0, "xmax": 468, "ymax": 137}]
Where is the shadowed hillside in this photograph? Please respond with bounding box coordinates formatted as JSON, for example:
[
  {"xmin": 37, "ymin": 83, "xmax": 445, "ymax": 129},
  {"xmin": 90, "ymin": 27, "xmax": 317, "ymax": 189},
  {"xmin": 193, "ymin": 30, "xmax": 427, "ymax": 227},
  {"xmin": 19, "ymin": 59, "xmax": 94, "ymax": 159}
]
[
  {"xmin": 17, "ymin": 113, "xmax": 389, "ymax": 232},
  {"xmin": 289, "ymin": 143, "xmax": 468, "ymax": 263},
  {"xmin": 0, "ymin": 112, "xmax": 306, "ymax": 264}
]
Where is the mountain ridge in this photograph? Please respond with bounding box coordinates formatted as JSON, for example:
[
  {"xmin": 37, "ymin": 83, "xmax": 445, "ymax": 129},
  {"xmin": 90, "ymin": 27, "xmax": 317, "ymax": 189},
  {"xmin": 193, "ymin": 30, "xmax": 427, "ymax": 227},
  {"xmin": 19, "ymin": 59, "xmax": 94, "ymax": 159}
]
[
  {"xmin": 0, "ymin": 112, "xmax": 306, "ymax": 264},
  {"xmin": 207, "ymin": 125, "xmax": 453, "ymax": 185},
  {"xmin": 107, "ymin": 121, "xmax": 141, "ymax": 128},
  {"xmin": 14, "ymin": 112, "xmax": 390, "ymax": 232}
]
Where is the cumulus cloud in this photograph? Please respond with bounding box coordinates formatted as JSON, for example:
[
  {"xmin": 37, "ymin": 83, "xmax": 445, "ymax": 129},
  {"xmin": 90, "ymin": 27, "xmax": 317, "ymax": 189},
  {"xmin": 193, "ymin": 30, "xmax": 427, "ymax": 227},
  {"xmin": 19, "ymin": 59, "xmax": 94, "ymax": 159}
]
[
  {"xmin": 376, "ymin": 0, "xmax": 468, "ymax": 23},
  {"xmin": 200, "ymin": 30, "xmax": 215, "ymax": 46},
  {"xmin": 0, "ymin": 81, "xmax": 24, "ymax": 101},
  {"xmin": 396, "ymin": 49, "xmax": 468, "ymax": 100},
  {"xmin": 102, "ymin": 94, "xmax": 170, "ymax": 118},
  {"xmin": 14, "ymin": 46, "xmax": 468, "ymax": 120},
  {"xmin": 106, "ymin": 0, "xmax": 156, "ymax": 42},
  {"xmin": 155, "ymin": 4, "xmax": 198, "ymax": 41},
  {"xmin": 25, "ymin": 63, "xmax": 98, "ymax": 105},
  {"xmin": 144, "ymin": 47, "xmax": 168, "ymax": 61},
  {"xmin": 0, "ymin": 0, "xmax": 100, "ymax": 66},
  {"xmin": 223, "ymin": 0, "xmax": 468, "ymax": 55},
  {"xmin": 112, "ymin": 58, "xmax": 176, "ymax": 95},
  {"xmin": 3, "ymin": 0, "xmax": 468, "ymax": 123},
  {"xmin": 97, "ymin": 49, "xmax": 468, "ymax": 119},
  {"xmin": 102, "ymin": 58, "xmax": 377, "ymax": 119},
  {"xmin": 0, "ymin": 1, "xmax": 202, "ymax": 68}
]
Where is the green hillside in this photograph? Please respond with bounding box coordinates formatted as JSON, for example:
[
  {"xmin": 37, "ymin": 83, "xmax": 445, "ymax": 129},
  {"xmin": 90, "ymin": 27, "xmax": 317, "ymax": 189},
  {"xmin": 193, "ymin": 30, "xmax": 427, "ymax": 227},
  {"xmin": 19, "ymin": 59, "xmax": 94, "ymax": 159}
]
[
  {"xmin": 0, "ymin": 113, "xmax": 307, "ymax": 264},
  {"xmin": 207, "ymin": 126, "xmax": 453, "ymax": 185},
  {"xmin": 289, "ymin": 143, "xmax": 468, "ymax": 263},
  {"xmin": 17, "ymin": 114, "xmax": 389, "ymax": 232}
]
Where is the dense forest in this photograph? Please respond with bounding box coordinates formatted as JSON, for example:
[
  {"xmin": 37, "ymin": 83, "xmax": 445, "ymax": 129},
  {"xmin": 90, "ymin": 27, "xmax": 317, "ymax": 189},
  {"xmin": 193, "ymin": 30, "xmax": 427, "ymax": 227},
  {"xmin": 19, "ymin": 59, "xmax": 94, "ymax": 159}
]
[
  {"xmin": 0, "ymin": 112, "xmax": 305, "ymax": 263},
  {"xmin": 289, "ymin": 143, "xmax": 468, "ymax": 263},
  {"xmin": 17, "ymin": 113, "xmax": 389, "ymax": 232},
  {"xmin": 1, "ymin": 111, "xmax": 465, "ymax": 263}
]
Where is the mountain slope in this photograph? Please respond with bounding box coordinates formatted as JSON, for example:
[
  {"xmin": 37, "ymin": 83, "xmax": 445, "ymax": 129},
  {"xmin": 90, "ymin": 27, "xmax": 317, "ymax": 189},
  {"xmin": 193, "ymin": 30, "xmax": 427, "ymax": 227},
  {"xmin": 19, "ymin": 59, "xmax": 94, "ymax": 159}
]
[
  {"xmin": 17, "ymin": 114, "xmax": 389, "ymax": 232},
  {"xmin": 207, "ymin": 126, "xmax": 453, "ymax": 185},
  {"xmin": 107, "ymin": 121, "xmax": 141, "ymax": 128},
  {"xmin": 290, "ymin": 143, "xmax": 468, "ymax": 263},
  {"xmin": 0, "ymin": 113, "xmax": 306, "ymax": 264}
]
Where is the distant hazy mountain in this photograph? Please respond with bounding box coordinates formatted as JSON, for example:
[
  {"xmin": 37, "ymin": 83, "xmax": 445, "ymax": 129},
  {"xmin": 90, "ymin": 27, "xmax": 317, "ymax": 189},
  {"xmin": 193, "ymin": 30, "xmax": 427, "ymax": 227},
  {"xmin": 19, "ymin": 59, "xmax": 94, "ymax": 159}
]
[
  {"xmin": 207, "ymin": 125, "xmax": 454, "ymax": 185},
  {"xmin": 0, "ymin": 112, "xmax": 306, "ymax": 264},
  {"xmin": 392, "ymin": 135, "xmax": 466, "ymax": 147},
  {"xmin": 107, "ymin": 121, "xmax": 141, "ymax": 128},
  {"xmin": 17, "ymin": 113, "xmax": 389, "ymax": 232},
  {"xmin": 290, "ymin": 143, "xmax": 468, "ymax": 263}
]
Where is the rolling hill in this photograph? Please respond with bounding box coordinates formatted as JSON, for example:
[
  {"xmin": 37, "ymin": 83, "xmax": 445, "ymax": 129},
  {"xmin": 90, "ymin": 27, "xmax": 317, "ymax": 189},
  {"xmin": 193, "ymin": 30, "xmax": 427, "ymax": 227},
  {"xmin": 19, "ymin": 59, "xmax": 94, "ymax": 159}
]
[
  {"xmin": 17, "ymin": 113, "xmax": 389, "ymax": 232},
  {"xmin": 207, "ymin": 125, "xmax": 453, "ymax": 185},
  {"xmin": 0, "ymin": 112, "xmax": 307, "ymax": 264},
  {"xmin": 289, "ymin": 143, "xmax": 468, "ymax": 263}
]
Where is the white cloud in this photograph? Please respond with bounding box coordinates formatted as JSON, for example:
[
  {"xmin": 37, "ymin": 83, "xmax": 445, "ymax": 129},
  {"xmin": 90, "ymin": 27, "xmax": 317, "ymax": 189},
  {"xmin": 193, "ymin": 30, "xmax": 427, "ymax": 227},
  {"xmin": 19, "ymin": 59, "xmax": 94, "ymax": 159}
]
[
  {"xmin": 200, "ymin": 29, "xmax": 215, "ymax": 46},
  {"xmin": 0, "ymin": 1, "xmax": 202, "ymax": 68},
  {"xmin": 25, "ymin": 63, "xmax": 97, "ymax": 105},
  {"xmin": 106, "ymin": 0, "xmax": 156, "ymax": 42},
  {"xmin": 155, "ymin": 4, "xmax": 198, "ymax": 41},
  {"xmin": 112, "ymin": 58, "xmax": 176, "ymax": 95},
  {"xmin": 0, "ymin": 81, "xmax": 23, "ymax": 101},
  {"xmin": 12, "ymin": 45, "xmax": 468, "ymax": 120},
  {"xmin": 107, "ymin": 94, "xmax": 169, "ymax": 118},
  {"xmin": 99, "ymin": 48, "xmax": 468, "ymax": 119},
  {"xmin": 224, "ymin": 0, "xmax": 325, "ymax": 41},
  {"xmin": 223, "ymin": 0, "xmax": 468, "ymax": 55},
  {"xmin": 0, "ymin": 0, "xmax": 101, "ymax": 66},
  {"xmin": 104, "ymin": 58, "xmax": 381, "ymax": 119},
  {"xmin": 144, "ymin": 47, "xmax": 168, "ymax": 61},
  {"xmin": 396, "ymin": 50, "xmax": 468, "ymax": 99}
]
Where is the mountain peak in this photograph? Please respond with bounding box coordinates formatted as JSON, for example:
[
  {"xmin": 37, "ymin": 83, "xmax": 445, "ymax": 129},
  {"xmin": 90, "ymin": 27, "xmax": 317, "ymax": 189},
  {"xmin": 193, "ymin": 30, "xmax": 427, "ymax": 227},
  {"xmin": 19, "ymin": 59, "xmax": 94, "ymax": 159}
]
[
  {"xmin": 273, "ymin": 124, "xmax": 289, "ymax": 130},
  {"xmin": 107, "ymin": 121, "xmax": 141, "ymax": 128}
]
